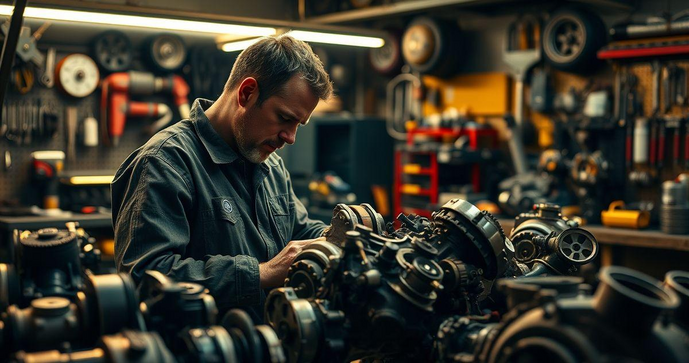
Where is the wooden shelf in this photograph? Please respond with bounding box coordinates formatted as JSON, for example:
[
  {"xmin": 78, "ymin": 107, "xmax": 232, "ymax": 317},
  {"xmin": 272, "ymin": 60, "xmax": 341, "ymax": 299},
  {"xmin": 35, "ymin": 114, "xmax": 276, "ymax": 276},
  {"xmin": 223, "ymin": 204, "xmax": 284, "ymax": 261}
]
[{"xmin": 498, "ymin": 219, "xmax": 689, "ymax": 252}]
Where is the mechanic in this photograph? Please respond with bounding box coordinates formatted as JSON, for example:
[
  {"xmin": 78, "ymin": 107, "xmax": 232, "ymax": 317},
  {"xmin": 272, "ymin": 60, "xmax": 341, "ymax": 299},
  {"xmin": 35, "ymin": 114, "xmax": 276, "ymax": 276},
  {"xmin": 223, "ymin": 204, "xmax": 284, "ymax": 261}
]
[{"xmin": 111, "ymin": 34, "xmax": 333, "ymax": 322}]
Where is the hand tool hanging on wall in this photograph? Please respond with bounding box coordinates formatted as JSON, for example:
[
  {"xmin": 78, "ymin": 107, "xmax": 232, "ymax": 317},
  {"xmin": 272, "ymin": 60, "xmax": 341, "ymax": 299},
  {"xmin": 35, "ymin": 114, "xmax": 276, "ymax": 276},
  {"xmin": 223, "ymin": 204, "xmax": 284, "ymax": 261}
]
[
  {"xmin": 658, "ymin": 118, "xmax": 666, "ymax": 170},
  {"xmin": 385, "ymin": 72, "xmax": 422, "ymax": 141},
  {"xmin": 100, "ymin": 71, "xmax": 190, "ymax": 146},
  {"xmin": 659, "ymin": 64, "xmax": 680, "ymax": 171},
  {"xmin": 622, "ymin": 72, "xmax": 639, "ymax": 170},
  {"xmin": 1, "ymin": 21, "xmax": 49, "ymax": 94},
  {"xmin": 667, "ymin": 117, "xmax": 682, "ymax": 170},
  {"xmin": 39, "ymin": 100, "xmax": 59, "ymax": 140},
  {"xmin": 66, "ymin": 107, "xmax": 77, "ymax": 164},
  {"xmin": 649, "ymin": 61, "xmax": 661, "ymax": 171},
  {"xmin": 503, "ymin": 14, "xmax": 541, "ymax": 174},
  {"xmin": 2, "ymin": 99, "xmax": 52, "ymax": 146},
  {"xmin": 40, "ymin": 47, "xmax": 56, "ymax": 88}
]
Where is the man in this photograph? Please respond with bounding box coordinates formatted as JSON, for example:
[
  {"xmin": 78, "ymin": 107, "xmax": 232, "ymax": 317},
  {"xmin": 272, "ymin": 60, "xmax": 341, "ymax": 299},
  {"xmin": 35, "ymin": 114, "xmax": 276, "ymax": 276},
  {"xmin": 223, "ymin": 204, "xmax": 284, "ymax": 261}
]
[{"xmin": 111, "ymin": 35, "xmax": 333, "ymax": 322}]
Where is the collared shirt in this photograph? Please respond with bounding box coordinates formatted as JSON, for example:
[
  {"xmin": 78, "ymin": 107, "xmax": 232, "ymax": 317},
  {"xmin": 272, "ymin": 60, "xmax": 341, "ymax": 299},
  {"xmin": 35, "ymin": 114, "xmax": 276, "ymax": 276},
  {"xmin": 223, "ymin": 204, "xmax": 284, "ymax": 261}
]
[{"xmin": 111, "ymin": 98, "xmax": 326, "ymax": 322}]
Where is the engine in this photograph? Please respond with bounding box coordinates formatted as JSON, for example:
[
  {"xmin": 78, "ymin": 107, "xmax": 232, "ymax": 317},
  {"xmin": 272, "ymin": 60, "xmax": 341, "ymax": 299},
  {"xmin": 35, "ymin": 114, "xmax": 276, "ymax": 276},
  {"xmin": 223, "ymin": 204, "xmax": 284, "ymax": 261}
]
[{"xmin": 267, "ymin": 199, "xmax": 602, "ymax": 362}]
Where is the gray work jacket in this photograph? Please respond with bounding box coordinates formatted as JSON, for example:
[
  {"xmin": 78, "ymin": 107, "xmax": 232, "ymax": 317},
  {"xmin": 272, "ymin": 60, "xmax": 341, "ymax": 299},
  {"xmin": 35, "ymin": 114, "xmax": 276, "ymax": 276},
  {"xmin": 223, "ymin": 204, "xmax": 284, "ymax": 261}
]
[{"xmin": 111, "ymin": 98, "xmax": 326, "ymax": 322}]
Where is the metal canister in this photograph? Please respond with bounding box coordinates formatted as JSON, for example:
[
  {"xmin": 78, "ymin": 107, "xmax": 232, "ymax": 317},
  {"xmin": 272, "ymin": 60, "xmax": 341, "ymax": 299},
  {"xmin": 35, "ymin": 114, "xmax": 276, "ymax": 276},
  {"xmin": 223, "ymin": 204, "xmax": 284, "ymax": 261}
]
[
  {"xmin": 661, "ymin": 178, "xmax": 689, "ymax": 234},
  {"xmin": 662, "ymin": 180, "xmax": 688, "ymax": 206}
]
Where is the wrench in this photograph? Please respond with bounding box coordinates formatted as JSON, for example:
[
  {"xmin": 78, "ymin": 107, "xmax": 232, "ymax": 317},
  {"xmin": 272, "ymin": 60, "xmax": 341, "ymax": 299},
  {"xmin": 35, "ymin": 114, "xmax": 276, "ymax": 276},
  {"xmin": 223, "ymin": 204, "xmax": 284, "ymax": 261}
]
[{"xmin": 41, "ymin": 47, "xmax": 56, "ymax": 88}]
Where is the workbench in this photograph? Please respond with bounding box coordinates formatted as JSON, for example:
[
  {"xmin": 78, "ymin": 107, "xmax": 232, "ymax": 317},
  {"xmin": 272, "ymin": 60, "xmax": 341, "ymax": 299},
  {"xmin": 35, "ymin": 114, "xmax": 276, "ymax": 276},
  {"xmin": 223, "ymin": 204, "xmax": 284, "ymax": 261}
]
[{"xmin": 498, "ymin": 219, "xmax": 689, "ymax": 279}]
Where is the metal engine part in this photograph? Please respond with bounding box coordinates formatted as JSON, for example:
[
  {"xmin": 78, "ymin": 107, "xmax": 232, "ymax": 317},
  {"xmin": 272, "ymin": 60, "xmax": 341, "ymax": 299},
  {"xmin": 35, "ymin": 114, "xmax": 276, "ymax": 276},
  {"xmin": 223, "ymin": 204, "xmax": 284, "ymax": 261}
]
[
  {"xmin": 14, "ymin": 330, "xmax": 175, "ymax": 363},
  {"xmin": 265, "ymin": 287, "xmax": 345, "ymax": 363},
  {"xmin": 139, "ymin": 270, "xmax": 219, "ymax": 344},
  {"xmin": 431, "ymin": 199, "xmax": 513, "ymax": 280},
  {"xmin": 322, "ymin": 203, "xmax": 386, "ymax": 245},
  {"xmin": 2, "ymin": 228, "xmax": 80, "ymax": 309},
  {"xmin": 139, "ymin": 270, "xmax": 287, "ymax": 363},
  {"xmin": 434, "ymin": 266, "xmax": 689, "ymax": 363},
  {"xmin": 274, "ymin": 199, "xmax": 543, "ymax": 362},
  {"xmin": 285, "ymin": 240, "xmax": 342, "ymax": 299},
  {"xmin": 509, "ymin": 203, "xmax": 597, "ymax": 275},
  {"xmin": 0, "ymin": 273, "xmax": 142, "ymax": 355},
  {"xmin": 272, "ymin": 229, "xmax": 443, "ymax": 362},
  {"xmin": 1, "ymin": 226, "xmax": 103, "ymax": 310},
  {"xmin": 665, "ymin": 270, "xmax": 689, "ymax": 329},
  {"xmin": 0, "ymin": 224, "xmax": 284, "ymax": 363},
  {"xmin": 271, "ymin": 199, "xmax": 611, "ymax": 362}
]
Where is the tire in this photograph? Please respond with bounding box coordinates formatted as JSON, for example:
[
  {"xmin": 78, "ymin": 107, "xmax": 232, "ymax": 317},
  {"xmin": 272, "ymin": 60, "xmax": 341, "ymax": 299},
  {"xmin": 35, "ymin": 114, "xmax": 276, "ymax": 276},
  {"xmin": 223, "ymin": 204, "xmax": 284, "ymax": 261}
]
[
  {"xmin": 143, "ymin": 33, "xmax": 187, "ymax": 73},
  {"xmin": 402, "ymin": 17, "xmax": 462, "ymax": 77},
  {"xmin": 369, "ymin": 29, "xmax": 403, "ymax": 76},
  {"xmin": 543, "ymin": 7, "xmax": 606, "ymax": 73},
  {"xmin": 92, "ymin": 30, "xmax": 133, "ymax": 73}
]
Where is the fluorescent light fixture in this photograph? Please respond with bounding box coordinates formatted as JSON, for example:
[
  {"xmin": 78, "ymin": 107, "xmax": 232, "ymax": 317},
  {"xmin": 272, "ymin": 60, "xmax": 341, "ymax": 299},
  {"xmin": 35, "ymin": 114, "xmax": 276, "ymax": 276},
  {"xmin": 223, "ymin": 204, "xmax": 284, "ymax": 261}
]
[
  {"xmin": 222, "ymin": 38, "xmax": 261, "ymax": 52},
  {"xmin": 68, "ymin": 175, "xmax": 114, "ymax": 185},
  {"xmin": 0, "ymin": 5, "xmax": 276, "ymax": 36},
  {"xmin": 221, "ymin": 30, "xmax": 385, "ymax": 52},
  {"xmin": 290, "ymin": 30, "xmax": 384, "ymax": 48}
]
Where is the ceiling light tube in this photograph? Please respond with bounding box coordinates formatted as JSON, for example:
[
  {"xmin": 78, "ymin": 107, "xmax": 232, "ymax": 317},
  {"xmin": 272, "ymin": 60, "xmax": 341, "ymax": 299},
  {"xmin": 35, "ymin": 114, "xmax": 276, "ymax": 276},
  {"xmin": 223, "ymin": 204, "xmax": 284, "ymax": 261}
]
[
  {"xmin": 221, "ymin": 38, "xmax": 261, "ymax": 52},
  {"xmin": 289, "ymin": 30, "xmax": 384, "ymax": 48},
  {"xmin": 221, "ymin": 30, "xmax": 385, "ymax": 52},
  {"xmin": 0, "ymin": 5, "xmax": 276, "ymax": 36}
]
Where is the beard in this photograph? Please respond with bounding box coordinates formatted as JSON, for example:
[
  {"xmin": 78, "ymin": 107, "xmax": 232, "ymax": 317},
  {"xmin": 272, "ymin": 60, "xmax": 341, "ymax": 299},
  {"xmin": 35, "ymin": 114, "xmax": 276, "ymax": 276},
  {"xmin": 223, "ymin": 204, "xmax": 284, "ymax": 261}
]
[
  {"xmin": 234, "ymin": 110, "xmax": 285, "ymax": 164},
  {"xmin": 235, "ymin": 115, "xmax": 266, "ymax": 164}
]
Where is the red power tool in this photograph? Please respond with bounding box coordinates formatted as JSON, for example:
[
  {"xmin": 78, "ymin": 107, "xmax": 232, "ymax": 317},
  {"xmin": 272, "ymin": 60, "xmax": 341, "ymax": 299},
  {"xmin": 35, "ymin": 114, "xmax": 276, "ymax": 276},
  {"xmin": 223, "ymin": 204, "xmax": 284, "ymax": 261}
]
[
  {"xmin": 31, "ymin": 151, "xmax": 65, "ymax": 209},
  {"xmin": 100, "ymin": 71, "xmax": 190, "ymax": 146}
]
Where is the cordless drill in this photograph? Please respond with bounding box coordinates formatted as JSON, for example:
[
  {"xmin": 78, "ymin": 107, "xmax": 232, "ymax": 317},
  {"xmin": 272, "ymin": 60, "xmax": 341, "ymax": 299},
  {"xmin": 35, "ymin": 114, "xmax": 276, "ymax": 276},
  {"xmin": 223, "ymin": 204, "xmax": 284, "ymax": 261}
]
[{"xmin": 101, "ymin": 71, "xmax": 190, "ymax": 146}]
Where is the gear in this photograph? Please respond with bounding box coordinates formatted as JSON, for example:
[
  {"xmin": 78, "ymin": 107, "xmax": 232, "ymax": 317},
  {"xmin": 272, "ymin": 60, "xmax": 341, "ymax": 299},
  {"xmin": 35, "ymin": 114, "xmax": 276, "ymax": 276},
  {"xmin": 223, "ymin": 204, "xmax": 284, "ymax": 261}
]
[
  {"xmin": 439, "ymin": 259, "xmax": 476, "ymax": 292},
  {"xmin": 510, "ymin": 231, "xmax": 541, "ymax": 263},
  {"xmin": 265, "ymin": 288, "xmax": 345, "ymax": 363},
  {"xmin": 285, "ymin": 260, "xmax": 325, "ymax": 299},
  {"xmin": 482, "ymin": 210, "xmax": 506, "ymax": 241},
  {"xmin": 432, "ymin": 200, "xmax": 510, "ymax": 279}
]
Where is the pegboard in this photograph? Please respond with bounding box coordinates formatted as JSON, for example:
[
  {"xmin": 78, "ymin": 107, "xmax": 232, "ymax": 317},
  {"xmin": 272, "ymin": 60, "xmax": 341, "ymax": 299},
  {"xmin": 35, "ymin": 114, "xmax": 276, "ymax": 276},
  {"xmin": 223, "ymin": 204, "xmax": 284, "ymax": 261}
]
[
  {"xmin": 624, "ymin": 62, "xmax": 689, "ymax": 119},
  {"xmin": 625, "ymin": 61, "xmax": 689, "ymax": 201},
  {"xmin": 0, "ymin": 47, "xmax": 187, "ymax": 204}
]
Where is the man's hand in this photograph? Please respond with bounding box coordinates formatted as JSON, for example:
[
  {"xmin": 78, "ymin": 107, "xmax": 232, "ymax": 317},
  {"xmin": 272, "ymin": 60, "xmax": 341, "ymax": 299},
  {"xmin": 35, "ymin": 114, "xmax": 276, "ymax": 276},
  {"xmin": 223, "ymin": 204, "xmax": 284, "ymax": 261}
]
[{"xmin": 259, "ymin": 237, "xmax": 325, "ymax": 289}]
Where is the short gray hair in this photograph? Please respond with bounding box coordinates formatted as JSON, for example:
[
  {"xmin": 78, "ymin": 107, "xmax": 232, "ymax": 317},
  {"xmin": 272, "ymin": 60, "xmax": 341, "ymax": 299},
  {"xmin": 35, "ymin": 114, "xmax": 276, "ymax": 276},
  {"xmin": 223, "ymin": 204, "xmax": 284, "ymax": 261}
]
[{"xmin": 225, "ymin": 34, "xmax": 333, "ymax": 105}]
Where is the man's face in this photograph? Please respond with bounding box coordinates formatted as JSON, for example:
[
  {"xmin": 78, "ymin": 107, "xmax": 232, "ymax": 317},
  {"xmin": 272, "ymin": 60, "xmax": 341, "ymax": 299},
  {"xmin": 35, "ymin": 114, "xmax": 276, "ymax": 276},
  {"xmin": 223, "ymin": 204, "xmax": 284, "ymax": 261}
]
[{"xmin": 234, "ymin": 75, "xmax": 319, "ymax": 163}]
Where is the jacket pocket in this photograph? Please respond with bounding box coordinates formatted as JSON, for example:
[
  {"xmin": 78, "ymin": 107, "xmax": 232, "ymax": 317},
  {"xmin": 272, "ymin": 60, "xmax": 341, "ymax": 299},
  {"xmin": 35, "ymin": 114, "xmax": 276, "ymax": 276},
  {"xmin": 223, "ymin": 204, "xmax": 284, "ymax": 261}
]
[
  {"xmin": 268, "ymin": 194, "xmax": 294, "ymax": 245},
  {"xmin": 201, "ymin": 197, "xmax": 241, "ymax": 250}
]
